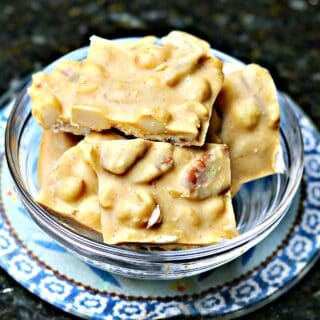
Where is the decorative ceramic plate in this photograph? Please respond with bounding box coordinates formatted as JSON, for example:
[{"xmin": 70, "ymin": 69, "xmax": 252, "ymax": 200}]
[{"xmin": 0, "ymin": 92, "xmax": 319, "ymax": 320}]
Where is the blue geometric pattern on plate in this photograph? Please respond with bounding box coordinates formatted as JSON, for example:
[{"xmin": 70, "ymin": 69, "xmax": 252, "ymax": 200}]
[{"xmin": 0, "ymin": 96, "xmax": 320, "ymax": 319}]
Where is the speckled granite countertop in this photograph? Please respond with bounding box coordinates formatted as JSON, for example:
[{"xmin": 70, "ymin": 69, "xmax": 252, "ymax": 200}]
[{"xmin": 0, "ymin": 1, "xmax": 319, "ymax": 319}]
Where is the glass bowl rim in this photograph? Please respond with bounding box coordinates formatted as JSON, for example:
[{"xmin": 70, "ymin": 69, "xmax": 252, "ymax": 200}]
[{"xmin": 4, "ymin": 37, "xmax": 304, "ymax": 261}]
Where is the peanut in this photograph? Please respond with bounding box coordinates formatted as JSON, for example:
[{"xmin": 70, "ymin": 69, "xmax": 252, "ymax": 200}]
[
  {"xmin": 166, "ymin": 115, "xmax": 199, "ymax": 138},
  {"xmin": 99, "ymin": 185, "xmax": 114, "ymax": 208},
  {"xmin": 82, "ymin": 63, "xmax": 105, "ymax": 79},
  {"xmin": 131, "ymin": 143, "xmax": 174, "ymax": 183},
  {"xmin": 117, "ymin": 189, "xmax": 156, "ymax": 228},
  {"xmin": 187, "ymin": 77, "xmax": 212, "ymax": 102},
  {"xmin": 77, "ymin": 63, "xmax": 105, "ymax": 94},
  {"xmin": 146, "ymin": 205, "xmax": 161, "ymax": 228},
  {"xmin": 269, "ymin": 103, "xmax": 280, "ymax": 128},
  {"xmin": 206, "ymin": 198, "xmax": 226, "ymax": 218},
  {"xmin": 31, "ymin": 92, "xmax": 62, "ymax": 129},
  {"xmin": 177, "ymin": 207, "xmax": 201, "ymax": 227},
  {"xmin": 230, "ymin": 99, "xmax": 260, "ymax": 129},
  {"xmin": 186, "ymin": 101, "xmax": 208, "ymax": 117},
  {"xmin": 77, "ymin": 196, "xmax": 101, "ymax": 231},
  {"xmin": 135, "ymin": 45, "xmax": 168, "ymax": 69},
  {"xmin": 71, "ymin": 105, "xmax": 111, "ymax": 131},
  {"xmin": 56, "ymin": 176, "xmax": 85, "ymax": 202},
  {"xmin": 100, "ymin": 139, "xmax": 149, "ymax": 175},
  {"xmin": 136, "ymin": 107, "xmax": 170, "ymax": 134}
]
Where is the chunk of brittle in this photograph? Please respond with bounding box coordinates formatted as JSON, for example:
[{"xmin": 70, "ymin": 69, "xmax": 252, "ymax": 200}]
[
  {"xmin": 82, "ymin": 132, "xmax": 238, "ymax": 245},
  {"xmin": 38, "ymin": 130, "xmax": 81, "ymax": 187},
  {"xmin": 29, "ymin": 60, "xmax": 84, "ymax": 134},
  {"xmin": 207, "ymin": 63, "xmax": 282, "ymax": 195},
  {"xmin": 36, "ymin": 139, "xmax": 100, "ymax": 232},
  {"xmin": 71, "ymin": 32, "xmax": 223, "ymax": 146}
]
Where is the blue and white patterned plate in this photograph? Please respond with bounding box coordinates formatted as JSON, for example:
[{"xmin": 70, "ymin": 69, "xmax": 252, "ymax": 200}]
[{"xmin": 0, "ymin": 94, "xmax": 320, "ymax": 320}]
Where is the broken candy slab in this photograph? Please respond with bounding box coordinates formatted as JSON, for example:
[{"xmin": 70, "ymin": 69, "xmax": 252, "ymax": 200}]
[
  {"xmin": 72, "ymin": 31, "xmax": 223, "ymax": 146},
  {"xmin": 207, "ymin": 63, "xmax": 282, "ymax": 195},
  {"xmin": 36, "ymin": 136, "xmax": 101, "ymax": 232},
  {"xmin": 82, "ymin": 133, "xmax": 238, "ymax": 245},
  {"xmin": 29, "ymin": 60, "xmax": 84, "ymax": 134},
  {"xmin": 36, "ymin": 131, "xmax": 238, "ymax": 245},
  {"xmin": 38, "ymin": 130, "xmax": 82, "ymax": 187},
  {"xmin": 36, "ymin": 131, "xmax": 125, "ymax": 232}
]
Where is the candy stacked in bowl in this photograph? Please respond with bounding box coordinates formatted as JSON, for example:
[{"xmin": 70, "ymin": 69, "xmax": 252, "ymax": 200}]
[{"xmin": 5, "ymin": 31, "xmax": 303, "ymax": 279}]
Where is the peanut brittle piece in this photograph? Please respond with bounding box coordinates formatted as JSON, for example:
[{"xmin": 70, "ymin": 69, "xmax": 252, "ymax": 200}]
[
  {"xmin": 82, "ymin": 133, "xmax": 238, "ymax": 245},
  {"xmin": 36, "ymin": 131, "xmax": 125, "ymax": 232},
  {"xmin": 38, "ymin": 130, "xmax": 81, "ymax": 187},
  {"xmin": 36, "ymin": 137, "xmax": 100, "ymax": 232},
  {"xmin": 73, "ymin": 31, "xmax": 223, "ymax": 146},
  {"xmin": 207, "ymin": 63, "xmax": 282, "ymax": 195},
  {"xmin": 29, "ymin": 60, "xmax": 84, "ymax": 134}
]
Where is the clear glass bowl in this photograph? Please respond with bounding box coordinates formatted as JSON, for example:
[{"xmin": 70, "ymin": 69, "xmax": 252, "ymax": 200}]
[{"xmin": 5, "ymin": 40, "xmax": 304, "ymax": 279}]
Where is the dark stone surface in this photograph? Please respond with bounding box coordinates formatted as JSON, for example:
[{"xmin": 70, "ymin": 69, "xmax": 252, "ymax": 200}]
[{"xmin": 0, "ymin": 0, "xmax": 319, "ymax": 319}]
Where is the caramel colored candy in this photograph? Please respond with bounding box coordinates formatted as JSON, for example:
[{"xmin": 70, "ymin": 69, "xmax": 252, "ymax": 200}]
[
  {"xmin": 29, "ymin": 32, "xmax": 224, "ymax": 146},
  {"xmin": 71, "ymin": 31, "xmax": 223, "ymax": 146},
  {"xmin": 37, "ymin": 130, "xmax": 81, "ymax": 187},
  {"xmin": 207, "ymin": 64, "xmax": 282, "ymax": 195},
  {"xmin": 82, "ymin": 132, "xmax": 238, "ymax": 245},
  {"xmin": 36, "ymin": 131, "xmax": 238, "ymax": 245},
  {"xmin": 29, "ymin": 60, "xmax": 83, "ymax": 134},
  {"xmin": 36, "ymin": 138, "xmax": 100, "ymax": 232}
]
